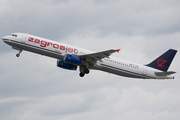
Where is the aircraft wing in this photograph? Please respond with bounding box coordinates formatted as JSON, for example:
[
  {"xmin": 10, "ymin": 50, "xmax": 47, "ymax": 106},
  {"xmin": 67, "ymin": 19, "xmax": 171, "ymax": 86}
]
[{"xmin": 78, "ymin": 49, "xmax": 120, "ymax": 64}]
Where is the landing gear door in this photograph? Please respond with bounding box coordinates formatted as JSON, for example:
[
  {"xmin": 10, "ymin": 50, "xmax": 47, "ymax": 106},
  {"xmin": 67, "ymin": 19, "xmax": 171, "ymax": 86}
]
[{"xmin": 21, "ymin": 34, "xmax": 27, "ymax": 43}]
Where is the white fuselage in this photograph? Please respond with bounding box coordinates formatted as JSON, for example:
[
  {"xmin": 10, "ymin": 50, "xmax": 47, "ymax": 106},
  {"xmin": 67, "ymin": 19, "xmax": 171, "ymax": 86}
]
[{"xmin": 2, "ymin": 33, "xmax": 174, "ymax": 79}]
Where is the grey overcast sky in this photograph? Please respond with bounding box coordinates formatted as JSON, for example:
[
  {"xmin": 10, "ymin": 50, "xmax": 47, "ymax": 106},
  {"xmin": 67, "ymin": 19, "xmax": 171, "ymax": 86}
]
[{"xmin": 0, "ymin": 0, "xmax": 180, "ymax": 120}]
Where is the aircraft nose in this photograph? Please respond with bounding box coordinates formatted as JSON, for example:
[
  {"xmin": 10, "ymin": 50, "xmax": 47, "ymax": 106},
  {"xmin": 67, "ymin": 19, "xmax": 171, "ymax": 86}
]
[
  {"xmin": 2, "ymin": 36, "xmax": 10, "ymax": 44},
  {"xmin": 2, "ymin": 36, "xmax": 9, "ymax": 42}
]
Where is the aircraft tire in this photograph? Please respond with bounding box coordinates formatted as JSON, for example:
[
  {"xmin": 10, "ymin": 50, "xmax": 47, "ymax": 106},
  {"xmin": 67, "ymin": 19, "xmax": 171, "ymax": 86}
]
[
  {"xmin": 16, "ymin": 53, "xmax": 20, "ymax": 57},
  {"xmin": 84, "ymin": 69, "xmax": 89, "ymax": 74},
  {"xmin": 79, "ymin": 73, "xmax": 85, "ymax": 77}
]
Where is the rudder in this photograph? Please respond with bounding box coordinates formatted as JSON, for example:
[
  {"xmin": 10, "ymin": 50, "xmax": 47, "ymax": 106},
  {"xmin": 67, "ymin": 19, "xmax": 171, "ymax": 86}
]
[{"xmin": 146, "ymin": 49, "xmax": 177, "ymax": 72}]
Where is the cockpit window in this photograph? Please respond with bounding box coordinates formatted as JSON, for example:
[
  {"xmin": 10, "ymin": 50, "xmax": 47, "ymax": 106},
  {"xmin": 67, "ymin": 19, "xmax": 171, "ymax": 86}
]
[{"xmin": 12, "ymin": 34, "xmax": 17, "ymax": 37}]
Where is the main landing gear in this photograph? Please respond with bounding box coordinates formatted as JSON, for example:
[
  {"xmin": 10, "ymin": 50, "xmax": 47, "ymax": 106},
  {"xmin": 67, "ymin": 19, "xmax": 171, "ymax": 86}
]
[
  {"xmin": 16, "ymin": 50, "xmax": 22, "ymax": 57},
  {"xmin": 79, "ymin": 73, "xmax": 85, "ymax": 77},
  {"xmin": 79, "ymin": 65, "xmax": 90, "ymax": 77}
]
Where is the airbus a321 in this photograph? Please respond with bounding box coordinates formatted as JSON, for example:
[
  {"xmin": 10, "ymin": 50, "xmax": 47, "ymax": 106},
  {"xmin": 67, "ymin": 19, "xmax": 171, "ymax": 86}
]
[{"xmin": 2, "ymin": 33, "xmax": 177, "ymax": 79}]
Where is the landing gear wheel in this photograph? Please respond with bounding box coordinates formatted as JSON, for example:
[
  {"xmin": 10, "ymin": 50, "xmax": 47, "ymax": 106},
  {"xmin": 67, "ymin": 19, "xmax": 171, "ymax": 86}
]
[
  {"xmin": 79, "ymin": 73, "xmax": 85, "ymax": 77},
  {"xmin": 84, "ymin": 69, "xmax": 89, "ymax": 74},
  {"xmin": 16, "ymin": 50, "xmax": 22, "ymax": 57},
  {"xmin": 16, "ymin": 53, "xmax": 20, "ymax": 57}
]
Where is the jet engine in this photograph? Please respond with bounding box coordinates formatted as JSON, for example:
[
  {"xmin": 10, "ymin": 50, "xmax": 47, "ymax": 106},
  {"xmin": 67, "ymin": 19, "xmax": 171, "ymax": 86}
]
[
  {"xmin": 64, "ymin": 54, "xmax": 82, "ymax": 65},
  {"xmin": 57, "ymin": 59, "xmax": 77, "ymax": 70}
]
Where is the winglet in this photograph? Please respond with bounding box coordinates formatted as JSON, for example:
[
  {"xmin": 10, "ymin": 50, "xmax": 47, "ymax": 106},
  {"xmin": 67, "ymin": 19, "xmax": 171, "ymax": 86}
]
[{"xmin": 116, "ymin": 49, "xmax": 121, "ymax": 53}]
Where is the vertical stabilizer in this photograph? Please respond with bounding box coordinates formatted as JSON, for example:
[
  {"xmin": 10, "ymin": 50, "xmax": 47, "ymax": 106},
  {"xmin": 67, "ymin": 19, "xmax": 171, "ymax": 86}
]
[{"xmin": 146, "ymin": 49, "xmax": 177, "ymax": 72}]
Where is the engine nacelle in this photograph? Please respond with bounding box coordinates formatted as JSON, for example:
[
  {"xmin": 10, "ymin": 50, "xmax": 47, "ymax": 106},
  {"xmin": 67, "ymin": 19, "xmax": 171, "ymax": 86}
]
[
  {"xmin": 64, "ymin": 54, "xmax": 82, "ymax": 65},
  {"xmin": 57, "ymin": 59, "xmax": 77, "ymax": 70}
]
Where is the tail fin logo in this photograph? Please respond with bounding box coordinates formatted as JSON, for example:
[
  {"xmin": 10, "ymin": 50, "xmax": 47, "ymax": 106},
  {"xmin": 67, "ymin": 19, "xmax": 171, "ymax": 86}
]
[{"xmin": 157, "ymin": 58, "xmax": 168, "ymax": 69}]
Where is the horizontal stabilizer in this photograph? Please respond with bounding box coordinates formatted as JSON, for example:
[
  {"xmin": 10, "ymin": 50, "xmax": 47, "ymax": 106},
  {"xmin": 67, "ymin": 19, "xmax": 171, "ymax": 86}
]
[{"xmin": 155, "ymin": 71, "xmax": 176, "ymax": 76}]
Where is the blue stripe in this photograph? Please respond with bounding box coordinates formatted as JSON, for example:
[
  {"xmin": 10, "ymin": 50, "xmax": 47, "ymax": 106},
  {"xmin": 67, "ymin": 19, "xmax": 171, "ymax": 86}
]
[
  {"xmin": 10, "ymin": 40, "xmax": 62, "ymax": 55},
  {"xmin": 101, "ymin": 64, "xmax": 156, "ymax": 79},
  {"xmin": 3, "ymin": 39, "xmax": 9, "ymax": 41}
]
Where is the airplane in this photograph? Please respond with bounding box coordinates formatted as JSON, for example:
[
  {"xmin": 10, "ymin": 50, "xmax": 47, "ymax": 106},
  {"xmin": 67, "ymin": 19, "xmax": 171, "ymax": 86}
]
[{"xmin": 2, "ymin": 33, "xmax": 177, "ymax": 79}]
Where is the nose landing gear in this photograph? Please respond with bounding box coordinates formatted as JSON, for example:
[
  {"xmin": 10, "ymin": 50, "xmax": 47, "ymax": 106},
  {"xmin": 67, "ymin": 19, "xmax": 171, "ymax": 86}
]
[{"xmin": 16, "ymin": 50, "xmax": 22, "ymax": 57}]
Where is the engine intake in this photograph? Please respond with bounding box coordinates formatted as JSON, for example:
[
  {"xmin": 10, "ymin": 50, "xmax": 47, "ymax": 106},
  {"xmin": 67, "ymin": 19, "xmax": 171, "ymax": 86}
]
[{"xmin": 57, "ymin": 59, "xmax": 77, "ymax": 70}]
